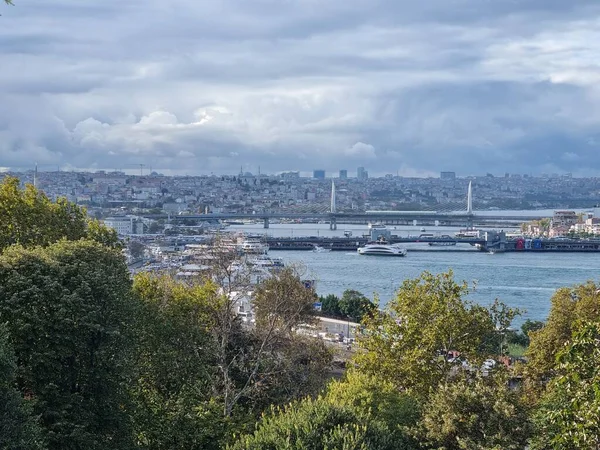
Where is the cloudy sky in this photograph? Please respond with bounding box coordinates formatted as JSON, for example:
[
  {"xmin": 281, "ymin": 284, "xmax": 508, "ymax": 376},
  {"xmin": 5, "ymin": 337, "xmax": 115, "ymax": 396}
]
[{"xmin": 2, "ymin": 0, "xmax": 600, "ymax": 177}]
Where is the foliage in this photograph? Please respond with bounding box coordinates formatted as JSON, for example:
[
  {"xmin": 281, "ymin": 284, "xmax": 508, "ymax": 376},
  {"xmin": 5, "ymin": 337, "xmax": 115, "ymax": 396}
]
[
  {"xmin": 339, "ymin": 289, "xmax": 376, "ymax": 323},
  {"xmin": 131, "ymin": 274, "xmax": 227, "ymax": 450},
  {"xmin": 0, "ymin": 240, "xmax": 135, "ymax": 450},
  {"xmin": 0, "ymin": 323, "xmax": 45, "ymax": 450},
  {"xmin": 531, "ymin": 321, "xmax": 600, "ymax": 449},
  {"xmin": 354, "ymin": 271, "xmax": 503, "ymax": 398},
  {"xmin": 526, "ymin": 282, "xmax": 600, "ymax": 387},
  {"xmin": 319, "ymin": 293, "xmax": 342, "ymax": 318},
  {"xmin": 252, "ymin": 267, "xmax": 317, "ymax": 333},
  {"xmin": 0, "ymin": 176, "xmax": 119, "ymax": 252},
  {"xmin": 325, "ymin": 370, "xmax": 420, "ymax": 445},
  {"xmin": 416, "ymin": 374, "xmax": 532, "ymax": 449},
  {"xmin": 228, "ymin": 396, "xmax": 401, "ymax": 450},
  {"xmin": 128, "ymin": 240, "xmax": 146, "ymax": 259}
]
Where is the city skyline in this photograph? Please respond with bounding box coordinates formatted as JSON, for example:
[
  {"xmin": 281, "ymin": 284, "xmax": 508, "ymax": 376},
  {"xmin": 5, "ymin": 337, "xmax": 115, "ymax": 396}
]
[{"xmin": 2, "ymin": 1, "xmax": 600, "ymax": 176}]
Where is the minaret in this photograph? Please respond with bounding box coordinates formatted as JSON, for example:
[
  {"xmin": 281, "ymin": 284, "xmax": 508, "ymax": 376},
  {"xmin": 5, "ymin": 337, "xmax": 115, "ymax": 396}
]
[
  {"xmin": 33, "ymin": 163, "xmax": 38, "ymax": 188},
  {"xmin": 467, "ymin": 181, "xmax": 473, "ymax": 214},
  {"xmin": 330, "ymin": 180, "xmax": 336, "ymax": 213}
]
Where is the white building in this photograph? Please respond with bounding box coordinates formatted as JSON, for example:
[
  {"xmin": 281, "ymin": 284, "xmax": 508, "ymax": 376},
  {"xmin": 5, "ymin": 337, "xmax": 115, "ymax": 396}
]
[{"xmin": 103, "ymin": 216, "xmax": 145, "ymax": 235}]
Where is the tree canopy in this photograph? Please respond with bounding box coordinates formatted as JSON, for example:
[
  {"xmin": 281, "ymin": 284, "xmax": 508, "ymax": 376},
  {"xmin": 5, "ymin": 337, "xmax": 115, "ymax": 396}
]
[
  {"xmin": 354, "ymin": 271, "xmax": 504, "ymax": 397},
  {"xmin": 0, "ymin": 240, "xmax": 135, "ymax": 450},
  {"xmin": 0, "ymin": 323, "xmax": 44, "ymax": 450},
  {"xmin": 416, "ymin": 374, "xmax": 531, "ymax": 449},
  {"xmin": 526, "ymin": 282, "xmax": 600, "ymax": 388},
  {"xmin": 0, "ymin": 176, "xmax": 119, "ymax": 252},
  {"xmin": 532, "ymin": 321, "xmax": 600, "ymax": 449}
]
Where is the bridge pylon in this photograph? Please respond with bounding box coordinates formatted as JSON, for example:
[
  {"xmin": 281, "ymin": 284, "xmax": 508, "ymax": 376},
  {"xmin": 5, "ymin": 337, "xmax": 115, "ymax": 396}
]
[
  {"xmin": 467, "ymin": 181, "xmax": 473, "ymax": 215},
  {"xmin": 330, "ymin": 180, "xmax": 336, "ymax": 213}
]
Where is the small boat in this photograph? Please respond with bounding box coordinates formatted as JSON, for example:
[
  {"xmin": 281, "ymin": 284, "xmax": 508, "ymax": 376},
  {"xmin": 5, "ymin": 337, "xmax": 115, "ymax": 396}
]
[
  {"xmin": 420, "ymin": 227, "xmax": 426, "ymax": 232},
  {"xmin": 312, "ymin": 245, "xmax": 332, "ymax": 253},
  {"xmin": 428, "ymin": 241, "xmax": 457, "ymax": 247}
]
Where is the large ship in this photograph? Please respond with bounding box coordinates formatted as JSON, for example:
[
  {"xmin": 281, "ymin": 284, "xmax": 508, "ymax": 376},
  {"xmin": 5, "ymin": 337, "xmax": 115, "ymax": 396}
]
[
  {"xmin": 240, "ymin": 238, "xmax": 269, "ymax": 254},
  {"xmin": 357, "ymin": 241, "xmax": 407, "ymax": 257}
]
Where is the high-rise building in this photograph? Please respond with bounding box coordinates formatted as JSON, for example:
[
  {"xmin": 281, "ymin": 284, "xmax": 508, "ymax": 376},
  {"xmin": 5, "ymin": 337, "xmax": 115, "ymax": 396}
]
[
  {"xmin": 313, "ymin": 170, "xmax": 325, "ymax": 180},
  {"xmin": 339, "ymin": 169, "xmax": 347, "ymax": 179},
  {"xmin": 440, "ymin": 171, "xmax": 456, "ymax": 180},
  {"xmin": 357, "ymin": 167, "xmax": 366, "ymax": 180}
]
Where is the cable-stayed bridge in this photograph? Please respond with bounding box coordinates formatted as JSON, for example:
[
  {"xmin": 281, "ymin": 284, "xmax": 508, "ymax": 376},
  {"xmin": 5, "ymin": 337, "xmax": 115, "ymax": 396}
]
[{"xmin": 161, "ymin": 182, "xmax": 547, "ymax": 229}]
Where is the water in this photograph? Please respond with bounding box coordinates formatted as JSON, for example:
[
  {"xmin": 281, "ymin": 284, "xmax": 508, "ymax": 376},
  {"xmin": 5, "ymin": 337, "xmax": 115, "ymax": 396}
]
[{"xmin": 229, "ymin": 223, "xmax": 600, "ymax": 325}]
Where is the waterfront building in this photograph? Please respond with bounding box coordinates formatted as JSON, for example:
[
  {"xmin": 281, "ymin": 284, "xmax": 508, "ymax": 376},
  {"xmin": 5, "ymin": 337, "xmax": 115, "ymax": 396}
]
[{"xmin": 552, "ymin": 210, "xmax": 578, "ymax": 227}]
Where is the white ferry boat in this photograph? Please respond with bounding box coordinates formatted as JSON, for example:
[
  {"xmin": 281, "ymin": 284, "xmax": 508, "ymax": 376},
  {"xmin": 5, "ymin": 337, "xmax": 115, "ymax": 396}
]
[
  {"xmin": 246, "ymin": 255, "xmax": 285, "ymax": 269},
  {"xmin": 312, "ymin": 245, "xmax": 332, "ymax": 253},
  {"xmin": 455, "ymin": 229, "xmax": 481, "ymax": 238},
  {"xmin": 241, "ymin": 238, "xmax": 269, "ymax": 254},
  {"xmin": 357, "ymin": 241, "xmax": 407, "ymax": 257}
]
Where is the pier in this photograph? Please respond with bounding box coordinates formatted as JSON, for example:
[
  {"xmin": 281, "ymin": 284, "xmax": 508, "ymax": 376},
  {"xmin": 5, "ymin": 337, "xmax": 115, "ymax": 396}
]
[{"xmin": 265, "ymin": 233, "xmax": 600, "ymax": 253}]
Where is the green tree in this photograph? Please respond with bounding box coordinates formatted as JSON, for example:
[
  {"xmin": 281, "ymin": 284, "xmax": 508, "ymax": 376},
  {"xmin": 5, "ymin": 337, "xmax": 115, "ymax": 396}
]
[
  {"xmin": 526, "ymin": 282, "xmax": 600, "ymax": 389},
  {"xmin": 128, "ymin": 240, "xmax": 146, "ymax": 260},
  {"xmin": 0, "ymin": 324, "xmax": 44, "ymax": 450},
  {"xmin": 0, "ymin": 176, "xmax": 119, "ymax": 252},
  {"xmin": 217, "ymin": 266, "xmax": 330, "ymax": 416},
  {"xmin": 531, "ymin": 321, "xmax": 600, "ymax": 450},
  {"xmin": 319, "ymin": 293, "xmax": 342, "ymax": 318},
  {"xmin": 228, "ymin": 397, "xmax": 399, "ymax": 450},
  {"xmin": 325, "ymin": 370, "xmax": 420, "ymax": 446},
  {"xmin": 0, "ymin": 240, "xmax": 135, "ymax": 450},
  {"xmin": 416, "ymin": 374, "xmax": 532, "ymax": 449},
  {"xmin": 338, "ymin": 289, "xmax": 375, "ymax": 322},
  {"xmin": 131, "ymin": 274, "xmax": 229, "ymax": 450},
  {"xmin": 354, "ymin": 271, "xmax": 502, "ymax": 398},
  {"xmin": 252, "ymin": 266, "xmax": 317, "ymax": 334}
]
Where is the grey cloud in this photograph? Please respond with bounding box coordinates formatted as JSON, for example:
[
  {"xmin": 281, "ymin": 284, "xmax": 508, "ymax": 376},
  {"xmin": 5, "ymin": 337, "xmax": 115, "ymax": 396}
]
[{"xmin": 2, "ymin": 0, "xmax": 600, "ymax": 175}]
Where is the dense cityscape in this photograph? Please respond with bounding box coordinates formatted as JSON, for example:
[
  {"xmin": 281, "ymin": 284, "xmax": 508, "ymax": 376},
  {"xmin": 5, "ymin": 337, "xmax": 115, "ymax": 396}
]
[
  {"xmin": 7, "ymin": 168, "xmax": 600, "ymax": 218},
  {"xmin": 5, "ymin": 0, "xmax": 600, "ymax": 448}
]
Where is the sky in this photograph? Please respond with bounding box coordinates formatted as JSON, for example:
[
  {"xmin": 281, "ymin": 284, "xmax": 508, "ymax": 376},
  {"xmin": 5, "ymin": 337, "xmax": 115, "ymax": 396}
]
[{"xmin": 2, "ymin": 0, "xmax": 600, "ymax": 177}]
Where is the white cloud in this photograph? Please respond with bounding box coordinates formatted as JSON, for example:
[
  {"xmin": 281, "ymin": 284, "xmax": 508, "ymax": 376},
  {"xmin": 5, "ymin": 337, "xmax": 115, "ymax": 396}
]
[
  {"xmin": 2, "ymin": 0, "xmax": 600, "ymax": 175},
  {"xmin": 345, "ymin": 142, "xmax": 376, "ymax": 158}
]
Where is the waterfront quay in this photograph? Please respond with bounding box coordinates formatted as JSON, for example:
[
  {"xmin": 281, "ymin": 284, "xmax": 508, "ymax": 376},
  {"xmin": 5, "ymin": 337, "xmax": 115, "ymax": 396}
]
[{"xmin": 266, "ymin": 233, "xmax": 600, "ymax": 253}]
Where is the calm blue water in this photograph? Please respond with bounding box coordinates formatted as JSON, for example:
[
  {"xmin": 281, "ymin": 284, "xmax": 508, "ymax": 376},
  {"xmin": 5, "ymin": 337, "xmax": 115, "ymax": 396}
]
[{"xmin": 230, "ymin": 223, "xmax": 600, "ymax": 325}]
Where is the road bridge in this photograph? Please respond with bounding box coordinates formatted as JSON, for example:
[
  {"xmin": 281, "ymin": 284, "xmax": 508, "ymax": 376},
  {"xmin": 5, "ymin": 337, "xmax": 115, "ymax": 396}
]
[{"xmin": 151, "ymin": 182, "xmax": 548, "ymax": 229}]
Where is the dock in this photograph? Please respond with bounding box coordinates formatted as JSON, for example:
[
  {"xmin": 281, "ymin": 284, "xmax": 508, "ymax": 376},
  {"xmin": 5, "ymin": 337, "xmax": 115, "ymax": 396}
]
[{"xmin": 265, "ymin": 233, "xmax": 600, "ymax": 253}]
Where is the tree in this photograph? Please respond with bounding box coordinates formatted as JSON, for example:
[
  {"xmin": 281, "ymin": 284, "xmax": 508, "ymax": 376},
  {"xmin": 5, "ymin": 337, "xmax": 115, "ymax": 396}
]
[
  {"xmin": 526, "ymin": 282, "xmax": 600, "ymax": 388},
  {"xmin": 521, "ymin": 319, "xmax": 544, "ymax": 345},
  {"xmin": 0, "ymin": 176, "xmax": 119, "ymax": 252},
  {"xmin": 338, "ymin": 289, "xmax": 376, "ymax": 322},
  {"xmin": 252, "ymin": 266, "xmax": 317, "ymax": 334},
  {"xmin": 216, "ymin": 265, "xmax": 329, "ymax": 417},
  {"xmin": 325, "ymin": 370, "xmax": 420, "ymax": 446},
  {"xmin": 131, "ymin": 274, "xmax": 228, "ymax": 450},
  {"xmin": 416, "ymin": 374, "xmax": 532, "ymax": 449},
  {"xmin": 319, "ymin": 293, "xmax": 342, "ymax": 318},
  {"xmin": 0, "ymin": 324, "xmax": 44, "ymax": 450},
  {"xmin": 128, "ymin": 240, "xmax": 146, "ymax": 260},
  {"xmin": 354, "ymin": 271, "xmax": 502, "ymax": 398},
  {"xmin": 0, "ymin": 240, "xmax": 135, "ymax": 450},
  {"xmin": 531, "ymin": 321, "xmax": 600, "ymax": 449},
  {"xmin": 228, "ymin": 397, "xmax": 399, "ymax": 450}
]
